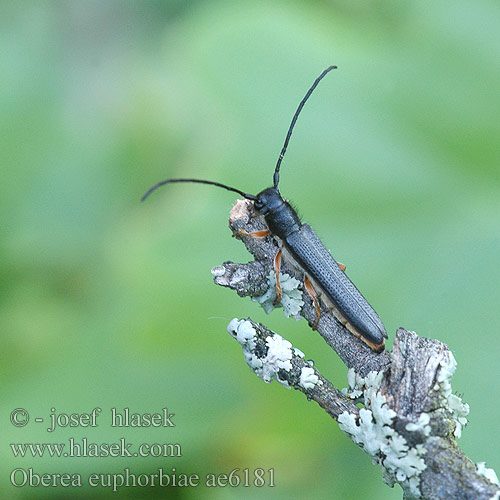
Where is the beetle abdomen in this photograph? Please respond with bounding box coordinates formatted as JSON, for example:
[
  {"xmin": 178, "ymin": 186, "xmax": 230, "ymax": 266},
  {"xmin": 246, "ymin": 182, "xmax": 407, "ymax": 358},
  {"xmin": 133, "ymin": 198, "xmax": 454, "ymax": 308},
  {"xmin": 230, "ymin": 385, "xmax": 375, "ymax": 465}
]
[{"xmin": 285, "ymin": 224, "xmax": 387, "ymax": 346}]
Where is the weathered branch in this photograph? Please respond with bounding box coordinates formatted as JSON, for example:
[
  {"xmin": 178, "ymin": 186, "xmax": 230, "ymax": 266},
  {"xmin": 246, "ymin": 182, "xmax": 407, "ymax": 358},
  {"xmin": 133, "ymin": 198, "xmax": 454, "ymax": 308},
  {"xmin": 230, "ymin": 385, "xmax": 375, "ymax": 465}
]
[
  {"xmin": 226, "ymin": 318, "xmax": 360, "ymax": 421},
  {"xmin": 212, "ymin": 199, "xmax": 500, "ymax": 500}
]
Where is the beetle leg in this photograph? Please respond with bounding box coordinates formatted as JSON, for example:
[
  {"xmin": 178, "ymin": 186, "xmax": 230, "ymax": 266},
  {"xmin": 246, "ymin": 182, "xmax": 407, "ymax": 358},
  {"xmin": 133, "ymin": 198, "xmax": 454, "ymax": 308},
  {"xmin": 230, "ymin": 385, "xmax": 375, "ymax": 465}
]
[
  {"xmin": 237, "ymin": 229, "xmax": 270, "ymax": 238},
  {"xmin": 337, "ymin": 261, "xmax": 346, "ymax": 272},
  {"xmin": 304, "ymin": 276, "xmax": 321, "ymax": 330},
  {"xmin": 273, "ymin": 249, "xmax": 283, "ymax": 305}
]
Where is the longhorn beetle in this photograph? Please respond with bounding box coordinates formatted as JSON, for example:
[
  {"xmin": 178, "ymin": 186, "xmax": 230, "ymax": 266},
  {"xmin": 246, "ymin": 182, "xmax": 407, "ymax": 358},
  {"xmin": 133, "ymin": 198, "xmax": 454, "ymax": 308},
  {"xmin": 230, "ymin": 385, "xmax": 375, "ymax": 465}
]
[{"xmin": 142, "ymin": 66, "xmax": 387, "ymax": 352}]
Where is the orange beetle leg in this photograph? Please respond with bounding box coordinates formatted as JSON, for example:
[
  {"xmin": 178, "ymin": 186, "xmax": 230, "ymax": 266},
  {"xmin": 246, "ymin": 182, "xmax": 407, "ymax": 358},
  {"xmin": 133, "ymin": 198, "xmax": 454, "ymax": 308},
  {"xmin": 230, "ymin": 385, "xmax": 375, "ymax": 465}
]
[
  {"xmin": 304, "ymin": 276, "xmax": 321, "ymax": 330},
  {"xmin": 238, "ymin": 229, "xmax": 270, "ymax": 238},
  {"xmin": 273, "ymin": 249, "xmax": 283, "ymax": 305}
]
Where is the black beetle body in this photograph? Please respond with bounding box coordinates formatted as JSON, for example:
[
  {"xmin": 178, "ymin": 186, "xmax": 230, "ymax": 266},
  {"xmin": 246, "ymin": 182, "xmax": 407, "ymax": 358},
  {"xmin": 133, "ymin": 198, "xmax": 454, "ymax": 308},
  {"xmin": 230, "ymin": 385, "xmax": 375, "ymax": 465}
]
[{"xmin": 254, "ymin": 187, "xmax": 386, "ymax": 349}]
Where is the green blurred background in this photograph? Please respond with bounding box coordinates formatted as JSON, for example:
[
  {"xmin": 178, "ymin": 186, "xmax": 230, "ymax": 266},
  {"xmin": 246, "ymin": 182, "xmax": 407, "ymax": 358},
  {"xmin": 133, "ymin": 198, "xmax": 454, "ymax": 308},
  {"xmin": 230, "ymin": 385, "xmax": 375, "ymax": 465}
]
[{"xmin": 2, "ymin": 1, "xmax": 499, "ymax": 499}]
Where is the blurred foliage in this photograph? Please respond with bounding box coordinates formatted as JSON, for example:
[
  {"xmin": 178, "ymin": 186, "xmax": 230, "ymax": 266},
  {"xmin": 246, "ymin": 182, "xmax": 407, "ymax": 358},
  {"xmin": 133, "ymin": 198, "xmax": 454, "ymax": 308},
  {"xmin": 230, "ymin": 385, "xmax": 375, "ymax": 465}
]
[{"xmin": 1, "ymin": 1, "xmax": 499, "ymax": 499}]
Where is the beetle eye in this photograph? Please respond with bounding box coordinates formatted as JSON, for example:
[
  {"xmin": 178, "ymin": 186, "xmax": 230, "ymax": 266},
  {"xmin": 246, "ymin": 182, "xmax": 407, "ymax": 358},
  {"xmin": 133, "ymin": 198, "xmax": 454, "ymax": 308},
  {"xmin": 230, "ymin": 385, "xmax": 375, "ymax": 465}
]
[{"xmin": 254, "ymin": 198, "xmax": 264, "ymax": 211}]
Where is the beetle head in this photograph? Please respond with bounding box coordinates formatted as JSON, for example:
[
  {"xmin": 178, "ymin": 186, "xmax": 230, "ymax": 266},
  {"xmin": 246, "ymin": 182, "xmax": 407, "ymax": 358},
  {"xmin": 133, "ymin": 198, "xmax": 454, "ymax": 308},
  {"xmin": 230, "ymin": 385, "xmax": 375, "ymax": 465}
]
[{"xmin": 253, "ymin": 187, "xmax": 283, "ymax": 215}]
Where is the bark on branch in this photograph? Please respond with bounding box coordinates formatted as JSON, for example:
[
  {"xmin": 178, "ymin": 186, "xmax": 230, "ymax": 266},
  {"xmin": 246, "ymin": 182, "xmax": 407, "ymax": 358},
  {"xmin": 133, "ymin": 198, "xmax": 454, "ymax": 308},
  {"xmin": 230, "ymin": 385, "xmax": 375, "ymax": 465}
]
[{"xmin": 212, "ymin": 199, "xmax": 500, "ymax": 500}]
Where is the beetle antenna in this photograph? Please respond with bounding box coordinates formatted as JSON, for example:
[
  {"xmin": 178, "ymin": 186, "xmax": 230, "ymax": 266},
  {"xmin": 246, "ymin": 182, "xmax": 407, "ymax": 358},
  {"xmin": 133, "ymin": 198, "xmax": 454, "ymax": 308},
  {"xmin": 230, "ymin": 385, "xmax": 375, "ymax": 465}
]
[
  {"xmin": 273, "ymin": 65, "xmax": 337, "ymax": 189},
  {"xmin": 141, "ymin": 178, "xmax": 257, "ymax": 202}
]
